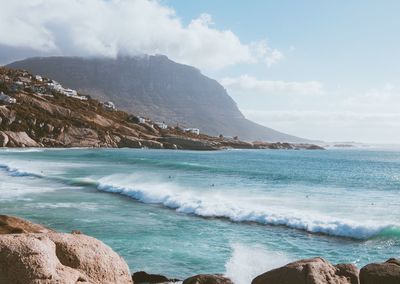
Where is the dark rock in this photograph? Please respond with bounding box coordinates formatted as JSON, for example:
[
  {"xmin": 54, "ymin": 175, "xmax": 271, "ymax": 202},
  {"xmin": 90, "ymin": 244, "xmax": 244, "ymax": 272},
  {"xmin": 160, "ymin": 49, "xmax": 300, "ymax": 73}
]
[
  {"xmin": 45, "ymin": 123, "xmax": 54, "ymax": 132},
  {"xmin": 132, "ymin": 271, "xmax": 178, "ymax": 283},
  {"xmin": 360, "ymin": 258, "xmax": 400, "ymax": 284},
  {"xmin": 140, "ymin": 139, "xmax": 164, "ymax": 149},
  {"xmin": 252, "ymin": 257, "xmax": 359, "ymax": 284},
  {"xmin": 159, "ymin": 137, "xmax": 219, "ymax": 150},
  {"xmin": 183, "ymin": 274, "xmax": 233, "ymax": 284},
  {"xmin": 118, "ymin": 135, "xmax": 142, "ymax": 148}
]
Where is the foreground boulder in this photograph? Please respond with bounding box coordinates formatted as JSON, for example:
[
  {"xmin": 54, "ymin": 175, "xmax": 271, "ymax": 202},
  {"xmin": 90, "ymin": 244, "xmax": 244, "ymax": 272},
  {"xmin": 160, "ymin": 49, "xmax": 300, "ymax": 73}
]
[
  {"xmin": 360, "ymin": 258, "xmax": 400, "ymax": 284},
  {"xmin": 183, "ymin": 274, "xmax": 233, "ymax": 284},
  {"xmin": 251, "ymin": 257, "xmax": 359, "ymax": 284},
  {"xmin": 0, "ymin": 217, "xmax": 132, "ymax": 284}
]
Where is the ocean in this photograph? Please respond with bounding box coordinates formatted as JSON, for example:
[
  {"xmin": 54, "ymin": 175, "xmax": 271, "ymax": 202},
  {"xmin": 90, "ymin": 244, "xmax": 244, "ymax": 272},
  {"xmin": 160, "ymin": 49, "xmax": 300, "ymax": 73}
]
[{"xmin": 0, "ymin": 148, "xmax": 399, "ymax": 283}]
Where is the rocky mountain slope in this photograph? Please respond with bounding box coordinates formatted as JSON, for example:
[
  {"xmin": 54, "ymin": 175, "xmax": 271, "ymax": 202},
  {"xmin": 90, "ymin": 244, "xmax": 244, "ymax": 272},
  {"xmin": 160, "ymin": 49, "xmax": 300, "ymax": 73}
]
[
  {"xmin": 0, "ymin": 67, "xmax": 321, "ymax": 150},
  {"xmin": 1, "ymin": 215, "xmax": 398, "ymax": 284},
  {"xmin": 7, "ymin": 56, "xmax": 306, "ymax": 142}
]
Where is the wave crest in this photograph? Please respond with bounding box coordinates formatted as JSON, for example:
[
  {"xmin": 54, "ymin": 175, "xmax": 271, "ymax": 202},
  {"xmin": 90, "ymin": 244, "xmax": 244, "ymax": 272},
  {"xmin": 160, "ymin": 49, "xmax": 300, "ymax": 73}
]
[{"xmin": 96, "ymin": 175, "xmax": 399, "ymax": 240}]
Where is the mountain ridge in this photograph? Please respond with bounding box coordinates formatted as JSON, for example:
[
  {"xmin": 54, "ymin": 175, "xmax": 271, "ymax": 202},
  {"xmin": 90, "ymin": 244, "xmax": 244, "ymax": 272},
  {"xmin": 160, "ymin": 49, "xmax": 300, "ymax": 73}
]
[{"xmin": 7, "ymin": 55, "xmax": 307, "ymax": 142}]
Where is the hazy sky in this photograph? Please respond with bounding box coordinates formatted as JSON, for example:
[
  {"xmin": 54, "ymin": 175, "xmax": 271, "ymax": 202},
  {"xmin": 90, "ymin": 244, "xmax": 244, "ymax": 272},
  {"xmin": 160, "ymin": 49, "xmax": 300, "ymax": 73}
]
[{"xmin": 0, "ymin": 0, "xmax": 399, "ymax": 143}]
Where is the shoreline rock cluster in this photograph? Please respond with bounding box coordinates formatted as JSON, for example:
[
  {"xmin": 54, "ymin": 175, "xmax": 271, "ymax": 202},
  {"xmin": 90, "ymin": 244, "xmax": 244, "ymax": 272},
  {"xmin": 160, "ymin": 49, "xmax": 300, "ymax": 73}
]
[
  {"xmin": 0, "ymin": 67, "xmax": 323, "ymax": 151},
  {"xmin": 1, "ymin": 215, "xmax": 399, "ymax": 284}
]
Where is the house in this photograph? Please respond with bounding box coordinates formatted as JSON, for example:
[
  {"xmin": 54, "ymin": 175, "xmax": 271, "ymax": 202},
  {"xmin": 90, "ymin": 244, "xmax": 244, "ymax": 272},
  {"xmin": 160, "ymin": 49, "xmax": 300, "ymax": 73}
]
[
  {"xmin": 35, "ymin": 75, "xmax": 43, "ymax": 82},
  {"xmin": 62, "ymin": 88, "xmax": 78, "ymax": 97},
  {"xmin": 0, "ymin": 92, "xmax": 16, "ymax": 104},
  {"xmin": 47, "ymin": 81, "xmax": 63, "ymax": 92},
  {"xmin": 155, "ymin": 122, "xmax": 168, "ymax": 129},
  {"xmin": 102, "ymin": 101, "xmax": 116, "ymax": 111},
  {"xmin": 138, "ymin": 117, "xmax": 146, "ymax": 123},
  {"xmin": 184, "ymin": 128, "xmax": 200, "ymax": 135}
]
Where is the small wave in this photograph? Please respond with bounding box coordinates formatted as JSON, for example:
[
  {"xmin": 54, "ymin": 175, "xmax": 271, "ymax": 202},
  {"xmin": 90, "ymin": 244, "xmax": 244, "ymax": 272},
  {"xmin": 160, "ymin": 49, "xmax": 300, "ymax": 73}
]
[
  {"xmin": 96, "ymin": 175, "xmax": 399, "ymax": 240},
  {"xmin": 0, "ymin": 148, "xmax": 44, "ymax": 153},
  {"xmin": 0, "ymin": 164, "xmax": 43, "ymax": 178}
]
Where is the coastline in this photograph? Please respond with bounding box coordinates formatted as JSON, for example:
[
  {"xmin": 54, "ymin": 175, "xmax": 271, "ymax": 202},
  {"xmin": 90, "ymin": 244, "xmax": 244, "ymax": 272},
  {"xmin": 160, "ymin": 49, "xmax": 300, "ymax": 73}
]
[
  {"xmin": 0, "ymin": 215, "xmax": 398, "ymax": 283},
  {"xmin": 0, "ymin": 67, "xmax": 324, "ymax": 151}
]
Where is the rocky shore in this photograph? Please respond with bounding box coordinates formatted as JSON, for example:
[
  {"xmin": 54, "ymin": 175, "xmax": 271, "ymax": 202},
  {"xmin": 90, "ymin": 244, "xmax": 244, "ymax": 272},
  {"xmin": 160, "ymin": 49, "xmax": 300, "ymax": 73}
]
[
  {"xmin": 0, "ymin": 67, "xmax": 323, "ymax": 151},
  {"xmin": 0, "ymin": 215, "xmax": 398, "ymax": 284}
]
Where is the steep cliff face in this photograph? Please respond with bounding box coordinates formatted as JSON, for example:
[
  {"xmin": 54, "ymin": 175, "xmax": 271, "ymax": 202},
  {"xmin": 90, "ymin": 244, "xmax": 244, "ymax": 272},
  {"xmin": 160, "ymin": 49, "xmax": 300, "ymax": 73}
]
[{"xmin": 7, "ymin": 56, "xmax": 306, "ymax": 142}]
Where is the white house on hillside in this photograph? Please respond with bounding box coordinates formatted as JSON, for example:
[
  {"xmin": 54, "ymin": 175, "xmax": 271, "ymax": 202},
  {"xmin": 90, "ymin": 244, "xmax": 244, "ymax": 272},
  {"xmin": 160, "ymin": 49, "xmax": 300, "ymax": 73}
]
[
  {"xmin": 102, "ymin": 101, "xmax": 116, "ymax": 111},
  {"xmin": 184, "ymin": 128, "xmax": 200, "ymax": 135},
  {"xmin": 0, "ymin": 92, "xmax": 16, "ymax": 104},
  {"xmin": 155, "ymin": 122, "xmax": 168, "ymax": 129}
]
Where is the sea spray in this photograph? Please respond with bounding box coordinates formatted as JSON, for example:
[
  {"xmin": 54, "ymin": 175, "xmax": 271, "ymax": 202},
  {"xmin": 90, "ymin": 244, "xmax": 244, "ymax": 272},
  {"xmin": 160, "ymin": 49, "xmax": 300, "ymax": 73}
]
[{"xmin": 225, "ymin": 243, "xmax": 291, "ymax": 284}]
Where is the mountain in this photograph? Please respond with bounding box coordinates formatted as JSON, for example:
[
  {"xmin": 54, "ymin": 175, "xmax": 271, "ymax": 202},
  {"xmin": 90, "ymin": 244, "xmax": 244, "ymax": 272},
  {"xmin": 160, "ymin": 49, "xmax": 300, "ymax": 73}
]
[{"xmin": 7, "ymin": 55, "xmax": 306, "ymax": 142}]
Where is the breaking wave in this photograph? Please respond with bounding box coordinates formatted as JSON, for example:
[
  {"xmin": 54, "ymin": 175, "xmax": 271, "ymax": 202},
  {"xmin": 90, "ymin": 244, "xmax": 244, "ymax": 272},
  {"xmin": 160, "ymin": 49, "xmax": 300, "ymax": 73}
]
[
  {"xmin": 95, "ymin": 174, "xmax": 400, "ymax": 240},
  {"xmin": 1, "ymin": 161, "xmax": 399, "ymax": 241}
]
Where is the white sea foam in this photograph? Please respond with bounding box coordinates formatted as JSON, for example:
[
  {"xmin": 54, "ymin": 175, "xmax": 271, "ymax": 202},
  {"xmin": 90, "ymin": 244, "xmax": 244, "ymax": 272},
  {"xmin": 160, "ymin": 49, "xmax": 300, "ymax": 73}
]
[
  {"xmin": 0, "ymin": 171, "xmax": 56, "ymax": 200},
  {"xmin": 0, "ymin": 148, "xmax": 44, "ymax": 153},
  {"xmin": 32, "ymin": 202, "xmax": 102, "ymax": 210},
  {"xmin": 225, "ymin": 243, "xmax": 291, "ymax": 284},
  {"xmin": 96, "ymin": 173, "xmax": 398, "ymax": 240}
]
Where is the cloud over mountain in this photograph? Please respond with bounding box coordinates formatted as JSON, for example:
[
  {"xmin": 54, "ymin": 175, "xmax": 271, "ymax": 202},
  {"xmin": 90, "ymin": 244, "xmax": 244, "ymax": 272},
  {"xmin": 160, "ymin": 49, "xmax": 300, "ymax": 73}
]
[
  {"xmin": 0, "ymin": 0, "xmax": 282, "ymax": 70},
  {"xmin": 221, "ymin": 75, "xmax": 324, "ymax": 95}
]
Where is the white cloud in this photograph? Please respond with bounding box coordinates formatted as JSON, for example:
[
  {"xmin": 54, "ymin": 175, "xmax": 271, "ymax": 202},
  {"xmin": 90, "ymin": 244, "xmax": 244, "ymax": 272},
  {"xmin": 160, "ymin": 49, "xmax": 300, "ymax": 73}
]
[
  {"xmin": 243, "ymin": 109, "xmax": 400, "ymax": 143},
  {"xmin": 343, "ymin": 84, "xmax": 400, "ymax": 112},
  {"xmin": 0, "ymin": 0, "xmax": 283, "ymax": 70},
  {"xmin": 220, "ymin": 75, "xmax": 324, "ymax": 95}
]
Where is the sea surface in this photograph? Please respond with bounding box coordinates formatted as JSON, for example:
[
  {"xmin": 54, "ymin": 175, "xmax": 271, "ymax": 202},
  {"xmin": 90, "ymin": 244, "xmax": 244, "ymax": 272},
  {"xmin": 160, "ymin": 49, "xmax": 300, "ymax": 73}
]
[{"xmin": 0, "ymin": 148, "xmax": 399, "ymax": 283}]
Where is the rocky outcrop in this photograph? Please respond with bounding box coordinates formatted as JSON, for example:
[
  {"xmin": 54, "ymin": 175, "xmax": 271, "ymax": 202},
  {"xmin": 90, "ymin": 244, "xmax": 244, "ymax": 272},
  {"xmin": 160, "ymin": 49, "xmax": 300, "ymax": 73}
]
[
  {"xmin": 0, "ymin": 233, "xmax": 132, "ymax": 284},
  {"xmin": 360, "ymin": 258, "xmax": 400, "ymax": 284},
  {"xmin": 158, "ymin": 137, "xmax": 219, "ymax": 150},
  {"xmin": 56, "ymin": 126, "xmax": 101, "ymax": 147},
  {"xmin": 182, "ymin": 274, "xmax": 233, "ymax": 284},
  {"xmin": 252, "ymin": 257, "xmax": 359, "ymax": 284},
  {"xmin": 0, "ymin": 215, "xmax": 52, "ymax": 234},
  {"xmin": 0, "ymin": 131, "xmax": 8, "ymax": 147},
  {"xmin": 1, "ymin": 131, "xmax": 39, "ymax": 147}
]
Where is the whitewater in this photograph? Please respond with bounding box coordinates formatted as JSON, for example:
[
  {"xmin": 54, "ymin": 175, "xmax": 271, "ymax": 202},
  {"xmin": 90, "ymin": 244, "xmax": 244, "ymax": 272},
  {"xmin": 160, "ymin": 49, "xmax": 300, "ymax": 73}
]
[{"xmin": 0, "ymin": 148, "xmax": 399, "ymax": 281}]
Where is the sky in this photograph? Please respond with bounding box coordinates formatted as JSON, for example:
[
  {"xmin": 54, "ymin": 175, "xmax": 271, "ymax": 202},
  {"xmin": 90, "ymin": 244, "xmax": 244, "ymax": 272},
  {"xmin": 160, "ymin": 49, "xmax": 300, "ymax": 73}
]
[{"xmin": 0, "ymin": 0, "xmax": 399, "ymax": 143}]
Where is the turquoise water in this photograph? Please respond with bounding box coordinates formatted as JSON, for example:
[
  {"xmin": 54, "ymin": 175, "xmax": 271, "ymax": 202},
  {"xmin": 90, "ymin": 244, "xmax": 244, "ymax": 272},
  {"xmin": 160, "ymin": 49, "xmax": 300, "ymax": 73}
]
[{"xmin": 0, "ymin": 148, "xmax": 399, "ymax": 283}]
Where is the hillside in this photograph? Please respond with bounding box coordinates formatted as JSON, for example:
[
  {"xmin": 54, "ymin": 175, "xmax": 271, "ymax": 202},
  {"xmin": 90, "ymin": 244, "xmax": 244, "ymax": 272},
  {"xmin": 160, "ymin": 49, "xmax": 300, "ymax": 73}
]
[
  {"xmin": 0, "ymin": 67, "xmax": 321, "ymax": 150},
  {"xmin": 7, "ymin": 56, "xmax": 306, "ymax": 142}
]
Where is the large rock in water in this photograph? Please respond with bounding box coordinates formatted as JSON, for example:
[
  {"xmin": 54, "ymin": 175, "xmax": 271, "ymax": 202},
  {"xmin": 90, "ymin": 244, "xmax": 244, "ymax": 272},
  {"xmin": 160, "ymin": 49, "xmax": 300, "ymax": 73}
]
[
  {"xmin": 251, "ymin": 257, "xmax": 359, "ymax": 284},
  {"xmin": 182, "ymin": 274, "xmax": 233, "ymax": 284},
  {"xmin": 360, "ymin": 258, "xmax": 400, "ymax": 284},
  {"xmin": 0, "ymin": 216, "xmax": 132, "ymax": 284},
  {"xmin": 132, "ymin": 271, "xmax": 178, "ymax": 283}
]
